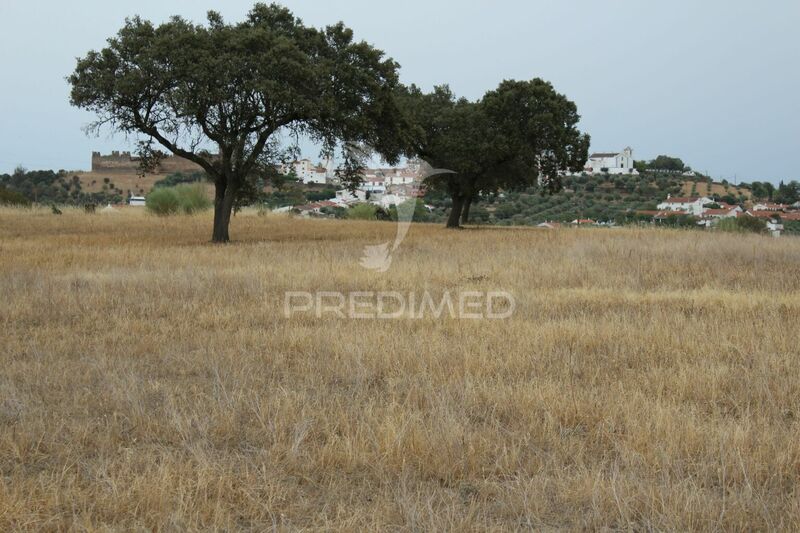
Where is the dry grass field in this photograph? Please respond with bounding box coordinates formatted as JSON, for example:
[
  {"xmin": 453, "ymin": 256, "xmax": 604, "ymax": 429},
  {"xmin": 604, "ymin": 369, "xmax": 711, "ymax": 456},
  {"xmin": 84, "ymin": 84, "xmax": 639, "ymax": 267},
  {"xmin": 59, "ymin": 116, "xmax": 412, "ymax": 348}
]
[
  {"xmin": 680, "ymin": 180, "xmax": 752, "ymax": 201},
  {"xmin": 71, "ymin": 171, "xmax": 167, "ymax": 196},
  {"xmin": 1, "ymin": 207, "xmax": 800, "ymax": 530}
]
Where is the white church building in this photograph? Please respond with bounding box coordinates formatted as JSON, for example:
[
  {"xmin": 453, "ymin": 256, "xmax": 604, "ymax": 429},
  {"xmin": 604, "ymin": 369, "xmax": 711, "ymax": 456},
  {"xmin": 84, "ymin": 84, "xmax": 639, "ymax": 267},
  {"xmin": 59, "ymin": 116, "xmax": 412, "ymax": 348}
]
[{"xmin": 584, "ymin": 147, "xmax": 636, "ymax": 175}]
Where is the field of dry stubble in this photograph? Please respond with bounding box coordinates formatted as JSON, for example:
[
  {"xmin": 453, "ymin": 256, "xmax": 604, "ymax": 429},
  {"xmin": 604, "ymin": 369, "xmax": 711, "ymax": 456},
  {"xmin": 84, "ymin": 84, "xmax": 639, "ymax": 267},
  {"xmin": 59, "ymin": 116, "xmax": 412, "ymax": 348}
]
[{"xmin": 1, "ymin": 206, "xmax": 800, "ymax": 530}]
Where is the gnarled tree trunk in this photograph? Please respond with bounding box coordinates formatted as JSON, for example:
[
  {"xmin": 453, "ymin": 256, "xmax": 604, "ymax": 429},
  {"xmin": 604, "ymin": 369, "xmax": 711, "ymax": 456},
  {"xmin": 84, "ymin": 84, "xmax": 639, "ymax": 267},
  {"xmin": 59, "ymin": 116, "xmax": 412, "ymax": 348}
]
[
  {"xmin": 212, "ymin": 179, "xmax": 237, "ymax": 243},
  {"xmin": 460, "ymin": 195, "xmax": 473, "ymax": 226},
  {"xmin": 446, "ymin": 194, "xmax": 464, "ymax": 228}
]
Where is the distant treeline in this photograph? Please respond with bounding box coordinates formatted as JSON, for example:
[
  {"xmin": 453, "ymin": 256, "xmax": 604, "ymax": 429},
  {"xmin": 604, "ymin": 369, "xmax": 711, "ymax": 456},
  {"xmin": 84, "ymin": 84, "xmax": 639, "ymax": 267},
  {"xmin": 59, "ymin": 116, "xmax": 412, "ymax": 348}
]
[{"xmin": 0, "ymin": 167, "xmax": 124, "ymax": 205}]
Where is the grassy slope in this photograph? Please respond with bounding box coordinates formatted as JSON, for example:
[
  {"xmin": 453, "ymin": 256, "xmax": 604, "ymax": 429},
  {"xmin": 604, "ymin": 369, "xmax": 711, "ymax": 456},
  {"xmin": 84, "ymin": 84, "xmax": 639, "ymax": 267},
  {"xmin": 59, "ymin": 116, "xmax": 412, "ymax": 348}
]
[
  {"xmin": 1, "ymin": 208, "xmax": 799, "ymax": 530},
  {"xmin": 71, "ymin": 171, "xmax": 166, "ymax": 195},
  {"xmin": 681, "ymin": 180, "xmax": 752, "ymax": 200}
]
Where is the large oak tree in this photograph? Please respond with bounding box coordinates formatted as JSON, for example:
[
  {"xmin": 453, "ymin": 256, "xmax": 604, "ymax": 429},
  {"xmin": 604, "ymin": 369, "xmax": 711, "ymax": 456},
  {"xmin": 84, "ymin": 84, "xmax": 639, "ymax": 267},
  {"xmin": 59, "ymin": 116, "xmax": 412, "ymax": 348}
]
[
  {"xmin": 402, "ymin": 80, "xmax": 589, "ymax": 227},
  {"xmin": 69, "ymin": 3, "xmax": 413, "ymax": 242}
]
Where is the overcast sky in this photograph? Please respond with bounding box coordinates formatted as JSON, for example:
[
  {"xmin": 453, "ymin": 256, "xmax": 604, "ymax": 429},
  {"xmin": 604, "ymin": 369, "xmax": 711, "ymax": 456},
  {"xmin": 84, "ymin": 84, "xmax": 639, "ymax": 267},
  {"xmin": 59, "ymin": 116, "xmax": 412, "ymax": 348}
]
[{"xmin": 1, "ymin": 0, "xmax": 798, "ymax": 183}]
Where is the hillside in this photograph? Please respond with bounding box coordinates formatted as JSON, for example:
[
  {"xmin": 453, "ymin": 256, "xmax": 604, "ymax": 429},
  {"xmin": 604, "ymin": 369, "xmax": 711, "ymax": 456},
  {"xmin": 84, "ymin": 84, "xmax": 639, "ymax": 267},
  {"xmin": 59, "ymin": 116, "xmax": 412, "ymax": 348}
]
[
  {"xmin": 0, "ymin": 168, "xmax": 211, "ymax": 205},
  {"xmin": 680, "ymin": 179, "xmax": 752, "ymax": 200},
  {"xmin": 423, "ymin": 173, "xmax": 752, "ymax": 225},
  {"xmin": 0, "ymin": 166, "xmax": 757, "ymax": 227},
  {"xmin": 1, "ymin": 208, "xmax": 799, "ymax": 530},
  {"xmin": 71, "ymin": 170, "xmax": 168, "ymax": 196}
]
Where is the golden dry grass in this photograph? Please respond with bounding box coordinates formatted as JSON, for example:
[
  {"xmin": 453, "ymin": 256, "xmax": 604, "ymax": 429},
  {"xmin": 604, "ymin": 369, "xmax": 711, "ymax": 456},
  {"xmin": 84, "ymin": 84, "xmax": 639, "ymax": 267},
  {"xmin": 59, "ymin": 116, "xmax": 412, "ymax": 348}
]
[
  {"xmin": 681, "ymin": 180, "xmax": 752, "ymax": 200},
  {"xmin": 72, "ymin": 171, "xmax": 167, "ymax": 196},
  {"xmin": 1, "ymin": 207, "xmax": 799, "ymax": 530}
]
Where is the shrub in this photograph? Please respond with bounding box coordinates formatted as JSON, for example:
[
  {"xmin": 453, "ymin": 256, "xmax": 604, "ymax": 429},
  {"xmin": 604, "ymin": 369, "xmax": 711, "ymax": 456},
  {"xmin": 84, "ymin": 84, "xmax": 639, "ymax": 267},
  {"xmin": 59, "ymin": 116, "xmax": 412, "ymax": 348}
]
[
  {"xmin": 153, "ymin": 171, "xmax": 207, "ymax": 188},
  {"xmin": 146, "ymin": 187, "xmax": 181, "ymax": 215},
  {"xmin": 174, "ymin": 184, "xmax": 212, "ymax": 214},
  {"xmin": 0, "ymin": 186, "xmax": 31, "ymax": 206},
  {"xmin": 347, "ymin": 203, "xmax": 378, "ymax": 220},
  {"xmin": 147, "ymin": 184, "xmax": 211, "ymax": 215},
  {"xmin": 716, "ymin": 216, "xmax": 766, "ymax": 234}
]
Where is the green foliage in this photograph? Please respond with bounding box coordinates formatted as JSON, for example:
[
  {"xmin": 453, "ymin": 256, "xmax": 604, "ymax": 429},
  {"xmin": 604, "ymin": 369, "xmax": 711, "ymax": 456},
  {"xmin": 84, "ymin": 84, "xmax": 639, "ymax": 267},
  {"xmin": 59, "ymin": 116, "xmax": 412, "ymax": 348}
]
[
  {"xmin": 69, "ymin": 3, "xmax": 414, "ymax": 241},
  {"xmin": 175, "ymin": 184, "xmax": 212, "ymax": 214},
  {"xmin": 0, "ymin": 185, "xmax": 31, "ymax": 206},
  {"xmin": 347, "ymin": 203, "xmax": 378, "ymax": 220},
  {"xmin": 0, "ymin": 168, "xmax": 122, "ymax": 205},
  {"xmin": 638, "ymin": 155, "xmax": 688, "ymax": 172},
  {"xmin": 146, "ymin": 187, "xmax": 181, "ymax": 215},
  {"xmin": 658, "ymin": 214, "xmax": 698, "ymax": 228},
  {"xmin": 271, "ymin": 170, "xmax": 300, "ymax": 191},
  {"xmin": 388, "ymin": 199, "xmax": 431, "ymax": 223},
  {"xmin": 422, "ymin": 172, "xmax": 687, "ymax": 226},
  {"xmin": 262, "ymin": 188, "xmax": 307, "ymax": 208},
  {"xmin": 774, "ymin": 181, "xmax": 800, "ymax": 204},
  {"xmin": 146, "ymin": 184, "xmax": 211, "ymax": 215},
  {"xmin": 716, "ymin": 216, "xmax": 767, "ymax": 234},
  {"xmin": 320, "ymin": 206, "xmax": 348, "ymax": 219},
  {"xmin": 747, "ymin": 181, "xmax": 776, "ymax": 201},
  {"xmin": 306, "ymin": 189, "xmax": 337, "ymax": 202},
  {"xmin": 153, "ymin": 171, "xmax": 207, "ymax": 188},
  {"xmin": 399, "ymin": 79, "xmax": 589, "ymax": 226},
  {"xmin": 782, "ymin": 220, "xmax": 800, "ymax": 235}
]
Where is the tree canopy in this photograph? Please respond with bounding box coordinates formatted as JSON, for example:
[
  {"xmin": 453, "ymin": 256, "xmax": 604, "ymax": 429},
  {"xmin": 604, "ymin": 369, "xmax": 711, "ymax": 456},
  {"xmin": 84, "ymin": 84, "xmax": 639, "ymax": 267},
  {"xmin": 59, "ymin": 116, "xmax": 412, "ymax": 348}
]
[
  {"xmin": 69, "ymin": 3, "xmax": 414, "ymax": 241},
  {"xmin": 635, "ymin": 155, "xmax": 689, "ymax": 172},
  {"xmin": 401, "ymin": 80, "xmax": 589, "ymax": 227}
]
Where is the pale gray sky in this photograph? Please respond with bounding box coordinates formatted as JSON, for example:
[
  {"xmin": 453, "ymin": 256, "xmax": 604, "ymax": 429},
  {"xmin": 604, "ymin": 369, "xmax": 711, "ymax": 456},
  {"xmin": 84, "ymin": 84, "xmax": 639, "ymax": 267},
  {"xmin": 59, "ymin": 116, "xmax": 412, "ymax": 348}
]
[{"xmin": 1, "ymin": 0, "xmax": 798, "ymax": 183}]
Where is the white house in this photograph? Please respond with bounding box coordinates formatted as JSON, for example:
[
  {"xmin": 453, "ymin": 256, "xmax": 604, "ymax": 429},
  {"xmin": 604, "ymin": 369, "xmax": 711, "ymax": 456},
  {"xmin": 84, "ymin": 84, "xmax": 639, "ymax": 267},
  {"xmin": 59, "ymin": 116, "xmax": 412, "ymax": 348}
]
[
  {"xmin": 766, "ymin": 219, "xmax": 784, "ymax": 238},
  {"xmin": 584, "ymin": 147, "xmax": 636, "ymax": 175},
  {"xmin": 281, "ymin": 159, "xmax": 328, "ymax": 184},
  {"xmin": 657, "ymin": 195, "xmax": 713, "ymax": 216},
  {"xmin": 376, "ymin": 193, "xmax": 406, "ymax": 209},
  {"xmin": 362, "ymin": 176, "xmax": 386, "ymax": 193},
  {"xmin": 366, "ymin": 168, "xmax": 417, "ymax": 186},
  {"xmin": 335, "ymin": 189, "xmax": 367, "ymax": 204},
  {"xmin": 129, "ymin": 195, "xmax": 146, "ymax": 206},
  {"xmin": 384, "ymin": 171, "xmax": 416, "ymax": 186}
]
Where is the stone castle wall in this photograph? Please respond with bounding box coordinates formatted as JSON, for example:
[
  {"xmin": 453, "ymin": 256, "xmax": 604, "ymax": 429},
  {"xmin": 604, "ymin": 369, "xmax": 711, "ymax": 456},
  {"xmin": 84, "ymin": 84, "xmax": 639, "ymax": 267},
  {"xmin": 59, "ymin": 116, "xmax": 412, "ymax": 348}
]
[{"xmin": 91, "ymin": 151, "xmax": 205, "ymax": 174}]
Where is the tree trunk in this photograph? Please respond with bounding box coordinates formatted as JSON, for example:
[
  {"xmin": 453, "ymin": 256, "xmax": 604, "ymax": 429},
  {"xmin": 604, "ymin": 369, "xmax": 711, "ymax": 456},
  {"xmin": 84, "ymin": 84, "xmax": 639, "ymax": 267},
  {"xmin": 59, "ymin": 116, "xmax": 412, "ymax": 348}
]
[
  {"xmin": 212, "ymin": 180, "xmax": 236, "ymax": 243},
  {"xmin": 446, "ymin": 194, "xmax": 464, "ymax": 228},
  {"xmin": 461, "ymin": 195, "xmax": 473, "ymax": 225}
]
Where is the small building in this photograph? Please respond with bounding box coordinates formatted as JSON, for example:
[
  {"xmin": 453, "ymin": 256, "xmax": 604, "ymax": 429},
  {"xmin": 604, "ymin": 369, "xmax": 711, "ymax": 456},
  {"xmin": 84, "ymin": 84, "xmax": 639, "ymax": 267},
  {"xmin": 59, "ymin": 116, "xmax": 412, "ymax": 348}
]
[
  {"xmin": 280, "ymin": 159, "xmax": 328, "ymax": 184},
  {"xmin": 766, "ymin": 219, "xmax": 784, "ymax": 238},
  {"xmin": 335, "ymin": 189, "xmax": 367, "ymax": 204},
  {"xmin": 377, "ymin": 193, "xmax": 406, "ymax": 209},
  {"xmin": 584, "ymin": 147, "xmax": 636, "ymax": 175},
  {"xmin": 657, "ymin": 195, "xmax": 713, "ymax": 216},
  {"xmin": 129, "ymin": 196, "xmax": 146, "ymax": 207}
]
